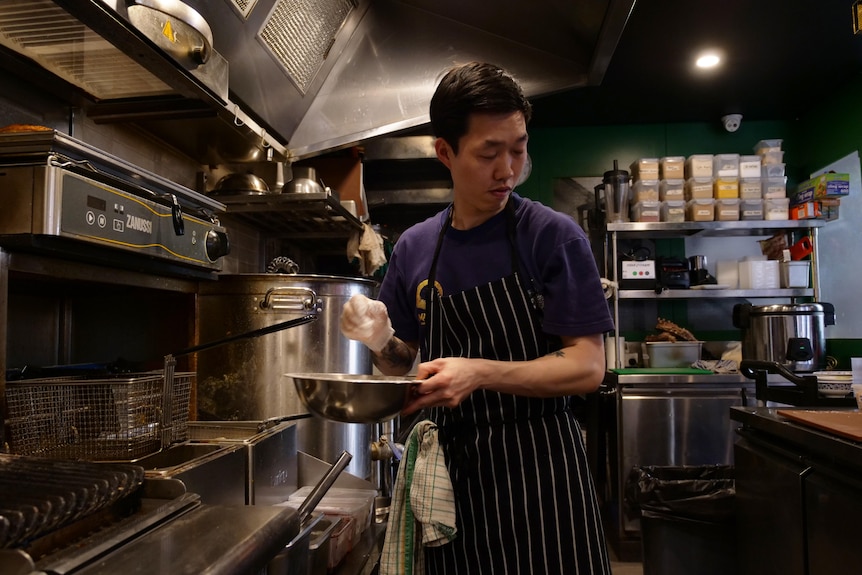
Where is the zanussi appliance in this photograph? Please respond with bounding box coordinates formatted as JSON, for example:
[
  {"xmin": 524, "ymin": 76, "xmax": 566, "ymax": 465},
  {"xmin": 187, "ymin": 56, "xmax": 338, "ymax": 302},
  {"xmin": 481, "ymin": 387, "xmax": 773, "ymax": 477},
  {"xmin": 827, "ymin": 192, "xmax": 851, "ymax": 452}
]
[{"xmin": 0, "ymin": 129, "xmax": 230, "ymax": 277}]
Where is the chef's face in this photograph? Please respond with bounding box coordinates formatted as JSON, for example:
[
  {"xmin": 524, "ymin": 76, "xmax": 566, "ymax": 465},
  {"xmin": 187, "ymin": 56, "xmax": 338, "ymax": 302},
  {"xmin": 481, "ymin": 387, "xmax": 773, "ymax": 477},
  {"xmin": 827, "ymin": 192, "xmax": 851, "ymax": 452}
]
[{"xmin": 435, "ymin": 111, "xmax": 528, "ymax": 226}]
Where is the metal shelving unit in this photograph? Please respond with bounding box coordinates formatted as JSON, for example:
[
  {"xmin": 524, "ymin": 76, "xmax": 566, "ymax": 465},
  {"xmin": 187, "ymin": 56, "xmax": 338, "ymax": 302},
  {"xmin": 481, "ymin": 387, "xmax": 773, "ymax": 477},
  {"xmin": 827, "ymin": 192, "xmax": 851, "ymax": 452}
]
[{"xmin": 603, "ymin": 218, "xmax": 824, "ymax": 368}]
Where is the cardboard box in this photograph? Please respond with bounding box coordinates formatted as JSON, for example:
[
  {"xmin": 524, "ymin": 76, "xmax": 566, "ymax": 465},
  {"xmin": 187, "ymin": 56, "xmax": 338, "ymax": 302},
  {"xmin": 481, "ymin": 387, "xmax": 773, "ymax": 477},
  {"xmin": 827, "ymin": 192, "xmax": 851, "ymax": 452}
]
[
  {"xmin": 819, "ymin": 198, "xmax": 841, "ymax": 221},
  {"xmin": 791, "ymin": 173, "xmax": 850, "ymax": 205},
  {"xmin": 790, "ymin": 202, "xmax": 821, "ymax": 220}
]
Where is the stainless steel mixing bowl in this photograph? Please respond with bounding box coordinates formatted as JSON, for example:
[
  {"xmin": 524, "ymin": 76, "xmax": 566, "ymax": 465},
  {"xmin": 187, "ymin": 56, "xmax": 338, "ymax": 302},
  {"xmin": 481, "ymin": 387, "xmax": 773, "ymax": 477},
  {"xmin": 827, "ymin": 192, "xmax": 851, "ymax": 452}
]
[{"xmin": 287, "ymin": 373, "xmax": 416, "ymax": 423}]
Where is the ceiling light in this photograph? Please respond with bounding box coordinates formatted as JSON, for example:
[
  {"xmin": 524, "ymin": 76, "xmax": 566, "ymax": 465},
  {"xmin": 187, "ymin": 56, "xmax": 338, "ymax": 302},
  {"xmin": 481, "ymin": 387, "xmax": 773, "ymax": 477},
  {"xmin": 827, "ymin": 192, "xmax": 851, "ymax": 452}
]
[{"xmin": 696, "ymin": 52, "xmax": 721, "ymax": 69}]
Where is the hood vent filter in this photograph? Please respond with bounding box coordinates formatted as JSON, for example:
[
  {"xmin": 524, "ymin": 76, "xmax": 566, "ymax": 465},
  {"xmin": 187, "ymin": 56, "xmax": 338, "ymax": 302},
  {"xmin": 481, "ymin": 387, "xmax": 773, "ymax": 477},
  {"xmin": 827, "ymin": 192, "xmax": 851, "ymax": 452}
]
[
  {"xmin": 0, "ymin": 0, "xmax": 172, "ymax": 100},
  {"xmin": 230, "ymin": 0, "xmax": 259, "ymax": 20},
  {"xmin": 259, "ymin": 0, "xmax": 354, "ymax": 94}
]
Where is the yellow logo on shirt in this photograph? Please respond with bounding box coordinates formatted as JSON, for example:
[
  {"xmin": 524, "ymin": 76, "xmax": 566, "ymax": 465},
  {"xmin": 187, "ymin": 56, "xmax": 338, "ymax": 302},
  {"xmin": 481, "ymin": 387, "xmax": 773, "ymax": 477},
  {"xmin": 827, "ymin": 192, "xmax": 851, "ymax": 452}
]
[{"xmin": 415, "ymin": 279, "xmax": 442, "ymax": 326}]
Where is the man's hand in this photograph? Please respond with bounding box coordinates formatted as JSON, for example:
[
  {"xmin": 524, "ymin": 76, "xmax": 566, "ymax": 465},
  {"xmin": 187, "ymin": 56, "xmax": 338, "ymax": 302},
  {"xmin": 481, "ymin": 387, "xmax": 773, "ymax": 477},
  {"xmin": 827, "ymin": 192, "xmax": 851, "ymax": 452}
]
[{"xmin": 339, "ymin": 294, "xmax": 395, "ymax": 352}]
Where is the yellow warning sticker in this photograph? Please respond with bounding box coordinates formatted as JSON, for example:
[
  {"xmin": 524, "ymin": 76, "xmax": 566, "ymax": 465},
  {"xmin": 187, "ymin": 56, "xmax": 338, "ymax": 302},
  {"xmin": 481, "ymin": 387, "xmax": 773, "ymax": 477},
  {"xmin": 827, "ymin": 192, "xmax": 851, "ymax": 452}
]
[{"xmin": 162, "ymin": 20, "xmax": 176, "ymax": 43}]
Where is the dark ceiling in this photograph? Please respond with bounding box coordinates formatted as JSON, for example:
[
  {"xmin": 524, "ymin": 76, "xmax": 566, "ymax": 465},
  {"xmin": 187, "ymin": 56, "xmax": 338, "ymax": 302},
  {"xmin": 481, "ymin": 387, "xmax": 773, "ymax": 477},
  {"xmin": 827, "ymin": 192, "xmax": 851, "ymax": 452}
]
[{"xmin": 531, "ymin": 0, "xmax": 862, "ymax": 128}]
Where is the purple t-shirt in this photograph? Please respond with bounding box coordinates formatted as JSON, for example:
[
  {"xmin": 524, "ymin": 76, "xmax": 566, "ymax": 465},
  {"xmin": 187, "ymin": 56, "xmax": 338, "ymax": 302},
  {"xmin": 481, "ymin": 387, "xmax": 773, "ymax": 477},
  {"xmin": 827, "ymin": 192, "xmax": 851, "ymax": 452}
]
[{"xmin": 378, "ymin": 194, "xmax": 614, "ymax": 349}]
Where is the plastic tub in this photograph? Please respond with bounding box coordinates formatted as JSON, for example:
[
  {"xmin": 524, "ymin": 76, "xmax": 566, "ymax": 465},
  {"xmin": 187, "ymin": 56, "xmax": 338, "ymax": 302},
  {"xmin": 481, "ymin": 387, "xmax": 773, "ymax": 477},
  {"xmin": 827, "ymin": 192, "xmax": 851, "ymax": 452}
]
[
  {"xmin": 631, "ymin": 179, "xmax": 660, "ymax": 203},
  {"xmin": 686, "ymin": 154, "xmax": 713, "ymax": 179},
  {"xmin": 646, "ymin": 341, "xmax": 703, "ymax": 368},
  {"xmin": 685, "ymin": 177, "xmax": 714, "ymax": 200},
  {"xmin": 687, "ymin": 199, "xmax": 715, "ymax": 221},
  {"xmin": 715, "ymin": 198, "xmax": 740, "ymax": 221},
  {"xmin": 739, "ymin": 178, "xmax": 762, "ymax": 200},
  {"xmin": 780, "ymin": 261, "xmax": 810, "ymax": 288},
  {"xmin": 739, "ymin": 259, "xmax": 780, "ymax": 289},
  {"xmin": 763, "ymin": 178, "xmax": 787, "ymax": 199},
  {"xmin": 739, "ymin": 155, "xmax": 762, "ymax": 178},
  {"xmin": 631, "ymin": 200, "xmax": 661, "ymax": 222},
  {"xmin": 754, "ymin": 139, "xmax": 782, "ymax": 154},
  {"xmin": 740, "ymin": 199, "xmax": 764, "ymax": 221},
  {"xmin": 713, "ymin": 153, "xmax": 740, "ymax": 178},
  {"xmin": 631, "ymin": 158, "xmax": 660, "ymax": 180},
  {"xmin": 713, "ymin": 178, "xmax": 739, "ymax": 199},
  {"xmin": 660, "ymin": 156, "xmax": 685, "ymax": 180},
  {"xmin": 761, "ymin": 163, "xmax": 786, "ymax": 178},
  {"xmin": 758, "ymin": 150, "xmax": 784, "ymax": 165},
  {"xmin": 661, "ymin": 200, "xmax": 686, "ymax": 222},
  {"xmin": 660, "ymin": 179, "xmax": 685, "ymax": 201},
  {"xmin": 764, "ymin": 197, "xmax": 789, "ymax": 220}
]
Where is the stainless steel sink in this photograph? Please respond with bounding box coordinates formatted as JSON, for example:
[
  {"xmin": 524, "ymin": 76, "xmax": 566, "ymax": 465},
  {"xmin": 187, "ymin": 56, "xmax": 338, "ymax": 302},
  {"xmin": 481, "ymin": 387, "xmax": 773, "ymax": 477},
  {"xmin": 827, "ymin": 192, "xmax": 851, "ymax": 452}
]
[{"xmin": 134, "ymin": 442, "xmax": 247, "ymax": 505}]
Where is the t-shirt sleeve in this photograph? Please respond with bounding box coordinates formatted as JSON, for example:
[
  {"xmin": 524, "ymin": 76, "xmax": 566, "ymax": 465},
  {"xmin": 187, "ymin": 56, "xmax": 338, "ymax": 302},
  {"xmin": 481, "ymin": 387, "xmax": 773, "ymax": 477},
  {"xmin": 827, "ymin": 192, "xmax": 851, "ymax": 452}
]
[{"xmin": 378, "ymin": 241, "xmax": 421, "ymax": 344}]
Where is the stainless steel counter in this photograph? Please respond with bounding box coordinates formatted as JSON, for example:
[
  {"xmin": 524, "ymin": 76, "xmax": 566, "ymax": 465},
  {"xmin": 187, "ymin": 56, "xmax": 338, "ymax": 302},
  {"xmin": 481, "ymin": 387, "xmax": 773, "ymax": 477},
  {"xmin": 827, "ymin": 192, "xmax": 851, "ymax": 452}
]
[
  {"xmin": 730, "ymin": 406, "xmax": 862, "ymax": 473},
  {"xmin": 72, "ymin": 504, "xmax": 298, "ymax": 575}
]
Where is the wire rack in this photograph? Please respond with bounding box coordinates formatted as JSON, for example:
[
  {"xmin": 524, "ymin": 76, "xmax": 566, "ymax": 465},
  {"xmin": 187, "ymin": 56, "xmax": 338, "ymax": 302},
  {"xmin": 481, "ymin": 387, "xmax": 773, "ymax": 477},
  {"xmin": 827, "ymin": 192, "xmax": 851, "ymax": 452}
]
[{"xmin": 4, "ymin": 371, "xmax": 193, "ymax": 460}]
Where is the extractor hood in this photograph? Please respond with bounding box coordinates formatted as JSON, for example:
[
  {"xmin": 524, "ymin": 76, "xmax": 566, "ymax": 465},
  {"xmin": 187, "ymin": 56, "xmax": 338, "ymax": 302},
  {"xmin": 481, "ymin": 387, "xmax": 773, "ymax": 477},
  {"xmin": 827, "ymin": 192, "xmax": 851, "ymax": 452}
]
[
  {"xmin": 0, "ymin": 0, "xmax": 635, "ymax": 162},
  {"xmin": 190, "ymin": 0, "xmax": 636, "ymax": 159}
]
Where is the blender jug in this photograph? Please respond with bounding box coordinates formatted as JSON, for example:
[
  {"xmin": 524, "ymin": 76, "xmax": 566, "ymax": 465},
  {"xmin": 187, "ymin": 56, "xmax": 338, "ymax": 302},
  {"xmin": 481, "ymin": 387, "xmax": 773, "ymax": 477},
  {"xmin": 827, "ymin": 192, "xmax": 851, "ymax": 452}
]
[{"xmin": 603, "ymin": 160, "xmax": 631, "ymax": 223}]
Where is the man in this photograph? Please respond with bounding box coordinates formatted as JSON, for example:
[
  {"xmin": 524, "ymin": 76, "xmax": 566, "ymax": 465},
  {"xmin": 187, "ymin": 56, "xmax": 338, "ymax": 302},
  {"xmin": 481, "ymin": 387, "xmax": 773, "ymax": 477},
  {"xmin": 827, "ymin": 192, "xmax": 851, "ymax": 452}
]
[{"xmin": 341, "ymin": 62, "xmax": 614, "ymax": 574}]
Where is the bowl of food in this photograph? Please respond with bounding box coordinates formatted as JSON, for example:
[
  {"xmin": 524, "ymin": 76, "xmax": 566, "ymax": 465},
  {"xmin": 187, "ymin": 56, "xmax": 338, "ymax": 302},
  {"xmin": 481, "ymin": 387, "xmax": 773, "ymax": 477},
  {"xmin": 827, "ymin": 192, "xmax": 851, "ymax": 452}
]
[{"xmin": 287, "ymin": 373, "xmax": 417, "ymax": 423}]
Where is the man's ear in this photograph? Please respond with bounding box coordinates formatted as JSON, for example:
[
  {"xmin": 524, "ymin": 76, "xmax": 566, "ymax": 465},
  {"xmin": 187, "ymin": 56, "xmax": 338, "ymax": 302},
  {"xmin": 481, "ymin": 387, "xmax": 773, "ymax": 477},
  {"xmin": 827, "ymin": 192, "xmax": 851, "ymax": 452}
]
[{"xmin": 435, "ymin": 138, "xmax": 453, "ymax": 169}]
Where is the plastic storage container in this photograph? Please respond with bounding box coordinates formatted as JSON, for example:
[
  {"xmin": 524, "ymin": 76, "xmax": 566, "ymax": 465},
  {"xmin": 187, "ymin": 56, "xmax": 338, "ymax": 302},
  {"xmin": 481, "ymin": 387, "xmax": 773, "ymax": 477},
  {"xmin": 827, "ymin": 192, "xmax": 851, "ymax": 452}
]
[
  {"xmin": 713, "ymin": 178, "xmax": 739, "ymax": 199},
  {"xmin": 631, "ymin": 200, "xmax": 661, "ymax": 222},
  {"xmin": 631, "ymin": 179, "xmax": 660, "ymax": 203},
  {"xmin": 660, "ymin": 156, "xmax": 685, "ymax": 180},
  {"xmin": 716, "ymin": 260, "xmax": 739, "ymax": 288},
  {"xmin": 685, "ymin": 177, "xmax": 714, "ymax": 200},
  {"xmin": 780, "ymin": 261, "xmax": 810, "ymax": 288},
  {"xmin": 739, "ymin": 199, "xmax": 764, "ymax": 221},
  {"xmin": 739, "ymin": 155, "xmax": 762, "ymax": 178},
  {"xmin": 739, "ymin": 178, "xmax": 762, "ymax": 200},
  {"xmin": 761, "ymin": 163, "xmax": 786, "ymax": 178},
  {"xmin": 713, "ymin": 154, "xmax": 740, "ymax": 178},
  {"xmin": 764, "ymin": 197, "xmax": 790, "ymax": 220},
  {"xmin": 645, "ymin": 341, "xmax": 703, "ymax": 368},
  {"xmin": 631, "ymin": 158, "xmax": 660, "ymax": 180},
  {"xmin": 758, "ymin": 150, "xmax": 784, "ymax": 165},
  {"xmin": 763, "ymin": 177, "xmax": 787, "ymax": 199},
  {"xmin": 661, "ymin": 200, "xmax": 686, "ymax": 222},
  {"xmin": 715, "ymin": 198, "xmax": 740, "ymax": 221},
  {"xmin": 687, "ymin": 199, "xmax": 715, "ymax": 221},
  {"xmin": 739, "ymin": 259, "xmax": 780, "ymax": 289},
  {"xmin": 685, "ymin": 154, "xmax": 714, "ymax": 179},
  {"xmin": 754, "ymin": 139, "xmax": 782, "ymax": 154},
  {"xmin": 660, "ymin": 179, "xmax": 685, "ymax": 201}
]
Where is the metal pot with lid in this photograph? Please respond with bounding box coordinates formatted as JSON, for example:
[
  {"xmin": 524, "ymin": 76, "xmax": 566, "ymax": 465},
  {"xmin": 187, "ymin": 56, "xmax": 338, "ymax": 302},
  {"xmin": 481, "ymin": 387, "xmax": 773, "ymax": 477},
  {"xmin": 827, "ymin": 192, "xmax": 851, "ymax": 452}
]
[{"xmin": 732, "ymin": 302, "xmax": 836, "ymax": 372}]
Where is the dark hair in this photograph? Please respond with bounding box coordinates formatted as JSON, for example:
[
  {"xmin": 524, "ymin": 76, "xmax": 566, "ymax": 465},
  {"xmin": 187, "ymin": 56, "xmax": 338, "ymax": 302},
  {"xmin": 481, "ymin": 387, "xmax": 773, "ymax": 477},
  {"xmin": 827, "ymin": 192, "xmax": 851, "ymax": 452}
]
[{"xmin": 429, "ymin": 62, "xmax": 532, "ymax": 153}]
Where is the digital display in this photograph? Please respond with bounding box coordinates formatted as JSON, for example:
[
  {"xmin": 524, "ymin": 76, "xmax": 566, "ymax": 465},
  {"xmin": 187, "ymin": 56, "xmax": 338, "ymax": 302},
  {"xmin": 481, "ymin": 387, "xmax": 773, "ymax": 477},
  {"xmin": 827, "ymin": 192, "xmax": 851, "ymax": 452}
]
[{"xmin": 87, "ymin": 195, "xmax": 107, "ymax": 211}]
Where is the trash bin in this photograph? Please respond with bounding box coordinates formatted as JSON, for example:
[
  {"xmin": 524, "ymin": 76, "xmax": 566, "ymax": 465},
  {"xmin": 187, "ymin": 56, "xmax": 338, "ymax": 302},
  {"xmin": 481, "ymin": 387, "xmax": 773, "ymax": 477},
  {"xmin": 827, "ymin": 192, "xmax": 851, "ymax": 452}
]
[{"xmin": 625, "ymin": 465, "xmax": 736, "ymax": 575}]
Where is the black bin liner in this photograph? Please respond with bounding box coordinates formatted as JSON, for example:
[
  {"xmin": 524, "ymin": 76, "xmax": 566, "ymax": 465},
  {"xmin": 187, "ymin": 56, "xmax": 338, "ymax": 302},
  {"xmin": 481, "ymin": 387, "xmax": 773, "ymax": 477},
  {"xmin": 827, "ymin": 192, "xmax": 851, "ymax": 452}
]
[{"xmin": 625, "ymin": 465, "xmax": 736, "ymax": 575}]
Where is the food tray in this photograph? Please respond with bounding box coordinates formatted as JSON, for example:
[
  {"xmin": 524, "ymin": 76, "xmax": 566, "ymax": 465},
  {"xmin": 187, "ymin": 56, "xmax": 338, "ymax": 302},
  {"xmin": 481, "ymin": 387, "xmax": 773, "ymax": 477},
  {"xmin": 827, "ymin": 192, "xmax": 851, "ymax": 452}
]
[{"xmin": 4, "ymin": 371, "xmax": 193, "ymax": 460}]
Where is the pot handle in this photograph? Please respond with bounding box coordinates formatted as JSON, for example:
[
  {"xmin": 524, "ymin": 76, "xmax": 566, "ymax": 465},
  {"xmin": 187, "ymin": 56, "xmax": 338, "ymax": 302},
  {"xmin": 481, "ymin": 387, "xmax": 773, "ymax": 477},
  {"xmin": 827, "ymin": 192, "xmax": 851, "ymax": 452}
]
[{"xmin": 260, "ymin": 287, "xmax": 321, "ymax": 312}]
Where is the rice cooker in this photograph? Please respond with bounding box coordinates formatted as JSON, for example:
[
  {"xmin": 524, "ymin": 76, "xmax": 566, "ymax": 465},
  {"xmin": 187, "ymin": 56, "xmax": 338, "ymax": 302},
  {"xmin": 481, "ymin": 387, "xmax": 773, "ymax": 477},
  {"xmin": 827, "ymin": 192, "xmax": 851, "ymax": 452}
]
[{"xmin": 732, "ymin": 302, "xmax": 835, "ymax": 372}]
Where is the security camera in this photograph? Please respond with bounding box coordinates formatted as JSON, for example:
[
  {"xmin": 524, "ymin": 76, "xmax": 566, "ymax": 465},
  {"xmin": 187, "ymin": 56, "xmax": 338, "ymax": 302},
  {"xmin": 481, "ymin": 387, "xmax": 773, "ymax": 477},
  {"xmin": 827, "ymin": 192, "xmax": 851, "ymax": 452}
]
[{"xmin": 722, "ymin": 114, "xmax": 742, "ymax": 132}]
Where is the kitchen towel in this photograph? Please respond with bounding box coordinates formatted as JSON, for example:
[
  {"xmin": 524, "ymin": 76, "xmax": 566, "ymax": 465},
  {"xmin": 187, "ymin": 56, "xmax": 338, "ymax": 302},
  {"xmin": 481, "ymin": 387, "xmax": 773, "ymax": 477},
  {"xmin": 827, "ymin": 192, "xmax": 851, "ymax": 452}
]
[
  {"xmin": 379, "ymin": 420, "xmax": 457, "ymax": 575},
  {"xmin": 347, "ymin": 222, "xmax": 388, "ymax": 276}
]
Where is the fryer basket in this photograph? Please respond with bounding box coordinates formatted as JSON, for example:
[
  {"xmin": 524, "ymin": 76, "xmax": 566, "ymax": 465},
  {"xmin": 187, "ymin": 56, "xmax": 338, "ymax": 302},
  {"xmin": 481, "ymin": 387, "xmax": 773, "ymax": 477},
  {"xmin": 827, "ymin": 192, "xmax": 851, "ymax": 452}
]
[{"xmin": 5, "ymin": 371, "xmax": 193, "ymax": 460}]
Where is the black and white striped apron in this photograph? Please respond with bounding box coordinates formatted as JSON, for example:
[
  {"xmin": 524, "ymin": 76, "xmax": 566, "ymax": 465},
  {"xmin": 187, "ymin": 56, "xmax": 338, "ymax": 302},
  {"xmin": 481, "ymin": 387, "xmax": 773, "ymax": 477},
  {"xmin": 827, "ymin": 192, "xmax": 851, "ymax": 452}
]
[{"xmin": 421, "ymin": 200, "xmax": 611, "ymax": 575}]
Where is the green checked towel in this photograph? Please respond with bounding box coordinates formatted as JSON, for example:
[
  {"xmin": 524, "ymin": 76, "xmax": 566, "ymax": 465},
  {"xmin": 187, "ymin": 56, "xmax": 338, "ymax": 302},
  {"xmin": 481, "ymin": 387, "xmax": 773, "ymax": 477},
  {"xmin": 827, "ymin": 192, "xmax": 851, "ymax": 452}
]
[{"xmin": 379, "ymin": 420, "xmax": 457, "ymax": 575}]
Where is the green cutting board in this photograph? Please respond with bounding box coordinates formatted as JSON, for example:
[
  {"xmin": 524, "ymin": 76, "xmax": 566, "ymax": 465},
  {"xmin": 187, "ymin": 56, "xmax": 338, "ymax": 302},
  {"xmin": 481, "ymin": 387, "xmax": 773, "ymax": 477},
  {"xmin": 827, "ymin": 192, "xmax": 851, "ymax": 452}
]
[{"xmin": 612, "ymin": 367, "xmax": 714, "ymax": 375}]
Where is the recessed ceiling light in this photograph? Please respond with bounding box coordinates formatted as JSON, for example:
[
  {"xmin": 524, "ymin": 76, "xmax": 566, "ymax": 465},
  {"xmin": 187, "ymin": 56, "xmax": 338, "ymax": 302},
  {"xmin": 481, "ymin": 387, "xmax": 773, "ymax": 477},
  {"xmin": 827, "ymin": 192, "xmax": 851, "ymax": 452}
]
[{"xmin": 696, "ymin": 52, "xmax": 721, "ymax": 69}]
